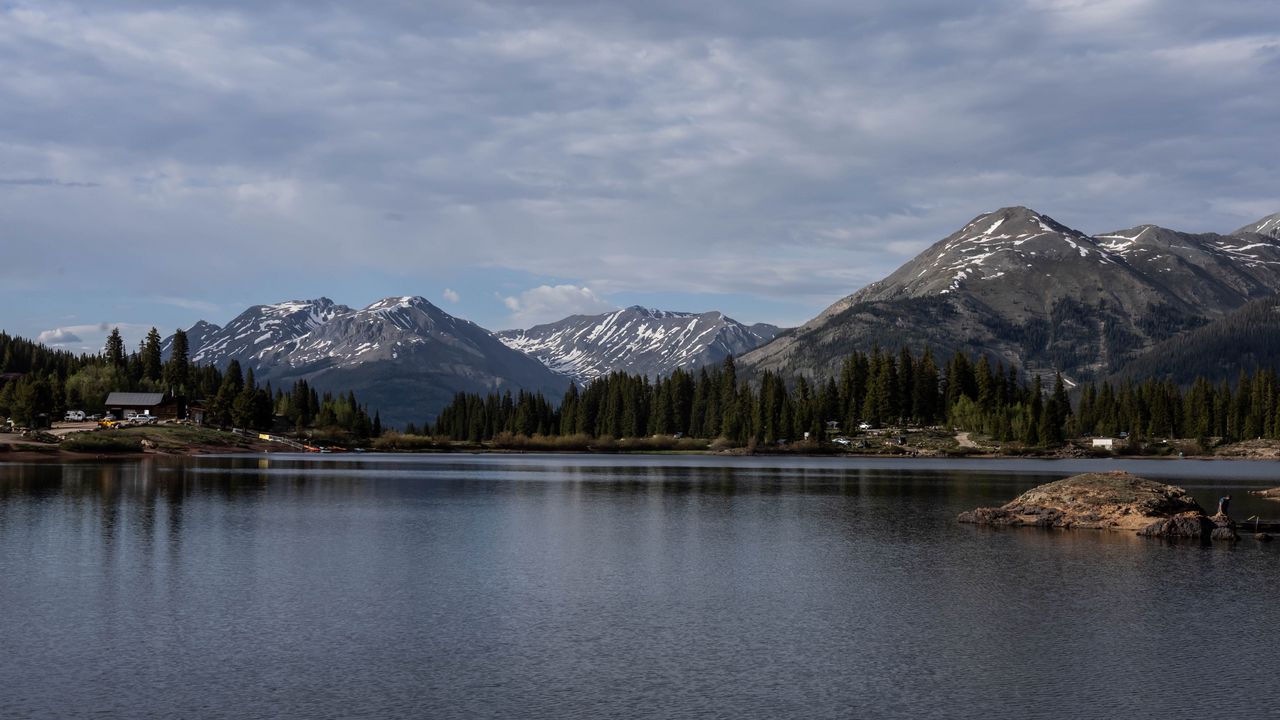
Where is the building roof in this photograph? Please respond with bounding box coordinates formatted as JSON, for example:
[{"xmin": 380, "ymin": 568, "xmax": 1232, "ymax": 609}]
[{"xmin": 105, "ymin": 392, "xmax": 166, "ymax": 407}]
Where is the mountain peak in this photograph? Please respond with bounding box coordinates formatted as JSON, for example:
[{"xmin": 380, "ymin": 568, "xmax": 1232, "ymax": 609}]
[
  {"xmin": 497, "ymin": 308, "xmax": 780, "ymax": 382},
  {"xmin": 747, "ymin": 205, "xmax": 1280, "ymax": 386},
  {"xmin": 963, "ymin": 206, "xmax": 1083, "ymax": 239},
  {"xmin": 363, "ymin": 295, "xmax": 434, "ymax": 313},
  {"xmin": 262, "ymin": 297, "xmax": 336, "ymax": 312},
  {"xmin": 1232, "ymin": 212, "xmax": 1280, "ymax": 239},
  {"xmin": 622, "ymin": 305, "xmax": 689, "ymax": 319},
  {"xmin": 986, "ymin": 205, "xmax": 1043, "ymax": 219}
]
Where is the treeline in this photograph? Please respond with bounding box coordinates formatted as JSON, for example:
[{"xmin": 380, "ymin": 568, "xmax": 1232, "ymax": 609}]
[
  {"xmin": 430, "ymin": 349, "xmax": 1073, "ymax": 446},
  {"xmin": 0, "ymin": 328, "xmax": 379, "ymax": 438},
  {"xmin": 1076, "ymin": 369, "xmax": 1280, "ymax": 442},
  {"xmin": 273, "ymin": 378, "xmax": 381, "ymax": 439}
]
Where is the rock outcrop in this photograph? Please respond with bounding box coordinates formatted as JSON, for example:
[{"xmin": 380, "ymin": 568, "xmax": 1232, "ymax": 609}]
[
  {"xmin": 1136, "ymin": 511, "xmax": 1216, "ymax": 539},
  {"xmin": 1139, "ymin": 511, "xmax": 1239, "ymax": 542},
  {"xmin": 958, "ymin": 471, "xmax": 1204, "ymax": 531}
]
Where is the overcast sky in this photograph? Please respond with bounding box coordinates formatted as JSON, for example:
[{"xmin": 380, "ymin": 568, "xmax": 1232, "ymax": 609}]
[{"xmin": 3, "ymin": 0, "xmax": 1278, "ymax": 352}]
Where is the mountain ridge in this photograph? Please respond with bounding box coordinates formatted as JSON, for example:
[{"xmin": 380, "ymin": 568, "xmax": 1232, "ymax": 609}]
[
  {"xmin": 165, "ymin": 295, "xmax": 569, "ymax": 427},
  {"xmin": 497, "ymin": 306, "xmax": 781, "ymax": 383},
  {"xmin": 742, "ymin": 206, "xmax": 1280, "ymax": 383}
]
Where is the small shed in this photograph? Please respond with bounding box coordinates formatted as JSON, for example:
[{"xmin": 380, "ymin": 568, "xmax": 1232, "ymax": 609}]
[{"xmin": 105, "ymin": 392, "xmax": 173, "ymax": 420}]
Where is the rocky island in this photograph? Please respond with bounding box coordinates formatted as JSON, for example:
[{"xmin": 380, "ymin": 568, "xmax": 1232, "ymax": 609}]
[{"xmin": 959, "ymin": 471, "xmax": 1240, "ymax": 541}]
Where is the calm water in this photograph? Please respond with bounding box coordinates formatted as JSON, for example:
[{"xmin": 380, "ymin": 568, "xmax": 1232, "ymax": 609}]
[{"xmin": 2, "ymin": 454, "xmax": 1279, "ymax": 719}]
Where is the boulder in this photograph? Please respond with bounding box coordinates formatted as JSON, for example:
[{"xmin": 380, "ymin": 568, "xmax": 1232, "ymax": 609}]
[
  {"xmin": 1138, "ymin": 511, "xmax": 1216, "ymax": 539},
  {"xmin": 1209, "ymin": 513, "xmax": 1239, "ymax": 542},
  {"xmin": 1135, "ymin": 510, "xmax": 1242, "ymax": 541},
  {"xmin": 960, "ymin": 471, "xmax": 1204, "ymax": 532}
]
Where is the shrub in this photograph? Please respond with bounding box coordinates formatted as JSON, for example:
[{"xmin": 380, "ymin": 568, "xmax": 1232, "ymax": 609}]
[
  {"xmin": 372, "ymin": 433, "xmax": 451, "ymax": 451},
  {"xmin": 62, "ymin": 432, "xmax": 143, "ymax": 453},
  {"xmin": 708, "ymin": 436, "xmax": 739, "ymax": 451}
]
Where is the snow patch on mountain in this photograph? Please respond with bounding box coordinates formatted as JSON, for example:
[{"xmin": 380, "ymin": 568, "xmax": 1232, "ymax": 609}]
[
  {"xmin": 906, "ymin": 207, "xmax": 1119, "ymax": 295},
  {"xmin": 499, "ymin": 306, "xmax": 780, "ymax": 383}
]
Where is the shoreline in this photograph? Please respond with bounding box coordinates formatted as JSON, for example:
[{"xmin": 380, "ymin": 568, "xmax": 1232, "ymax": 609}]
[
  {"xmin": 5, "ymin": 442, "xmax": 1280, "ymax": 464},
  {"xmin": 6, "ymin": 423, "xmax": 1280, "ymax": 466}
]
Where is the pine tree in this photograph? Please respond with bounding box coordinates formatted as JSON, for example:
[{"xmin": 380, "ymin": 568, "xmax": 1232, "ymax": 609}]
[
  {"xmin": 104, "ymin": 328, "xmax": 125, "ymax": 369},
  {"xmin": 163, "ymin": 328, "xmax": 190, "ymax": 394},
  {"xmin": 141, "ymin": 327, "xmax": 163, "ymax": 382}
]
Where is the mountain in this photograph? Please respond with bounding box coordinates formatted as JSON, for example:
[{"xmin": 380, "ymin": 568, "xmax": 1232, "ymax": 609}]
[
  {"xmin": 160, "ymin": 319, "xmax": 222, "ymax": 358},
  {"xmin": 1108, "ymin": 295, "xmax": 1280, "ymax": 386},
  {"xmin": 742, "ymin": 206, "xmax": 1280, "ymax": 382},
  {"xmin": 497, "ymin": 306, "xmax": 781, "ymax": 383},
  {"xmin": 167, "ymin": 296, "xmax": 569, "ymax": 427},
  {"xmin": 161, "ymin": 300, "xmax": 350, "ymax": 363},
  {"xmin": 1232, "ymin": 212, "xmax": 1280, "ymax": 240},
  {"xmin": 1093, "ymin": 224, "xmax": 1280, "ymax": 306}
]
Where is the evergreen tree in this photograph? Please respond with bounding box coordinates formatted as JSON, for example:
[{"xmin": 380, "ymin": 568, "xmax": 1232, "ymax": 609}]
[
  {"xmin": 163, "ymin": 328, "xmax": 190, "ymax": 394},
  {"xmin": 140, "ymin": 327, "xmax": 163, "ymax": 382},
  {"xmin": 104, "ymin": 328, "xmax": 126, "ymax": 369}
]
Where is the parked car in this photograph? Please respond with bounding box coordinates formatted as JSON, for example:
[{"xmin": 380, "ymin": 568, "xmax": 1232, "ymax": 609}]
[{"xmin": 131, "ymin": 415, "xmax": 158, "ymax": 424}]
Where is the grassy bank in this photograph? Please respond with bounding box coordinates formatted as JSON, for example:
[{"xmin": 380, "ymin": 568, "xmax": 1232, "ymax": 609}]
[
  {"xmin": 61, "ymin": 433, "xmax": 145, "ymax": 453},
  {"xmin": 370, "ymin": 432, "xmax": 713, "ymax": 453},
  {"xmin": 59, "ymin": 425, "xmax": 269, "ymax": 454}
]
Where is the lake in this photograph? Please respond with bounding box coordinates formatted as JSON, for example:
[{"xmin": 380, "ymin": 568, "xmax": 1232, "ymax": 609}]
[{"xmin": 2, "ymin": 454, "xmax": 1278, "ymax": 718}]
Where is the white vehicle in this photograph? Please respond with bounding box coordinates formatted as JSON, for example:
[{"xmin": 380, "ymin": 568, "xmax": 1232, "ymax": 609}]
[
  {"xmin": 123, "ymin": 410, "xmax": 139, "ymax": 420},
  {"xmin": 131, "ymin": 414, "xmax": 158, "ymax": 424},
  {"xmin": 858, "ymin": 421, "xmax": 873, "ymax": 431},
  {"xmin": 64, "ymin": 410, "xmax": 86, "ymax": 422}
]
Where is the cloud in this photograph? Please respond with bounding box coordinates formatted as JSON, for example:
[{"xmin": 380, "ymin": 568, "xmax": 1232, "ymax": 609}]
[
  {"xmin": 34, "ymin": 323, "xmax": 154, "ymax": 352},
  {"xmin": 502, "ymin": 285, "xmax": 616, "ymax": 328},
  {"xmin": 0, "ymin": 177, "xmax": 98, "ymax": 188},
  {"xmin": 36, "ymin": 327, "xmax": 81, "ymax": 345},
  {"xmin": 1, "ymin": 0, "xmax": 1278, "ymax": 333},
  {"xmin": 442, "ymin": 288, "xmax": 460, "ymax": 303},
  {"xmin": 151, "ymin": 296, "xmax": 221, "ymax": 314}
]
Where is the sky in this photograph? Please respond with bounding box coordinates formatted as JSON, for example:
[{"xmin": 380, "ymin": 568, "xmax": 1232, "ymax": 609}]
[{"xmin": 2, "ymin": 0, "xmax": 1278, "ymax": 353}]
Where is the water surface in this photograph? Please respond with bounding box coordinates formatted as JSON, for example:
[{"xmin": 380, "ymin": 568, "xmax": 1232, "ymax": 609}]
[{"xmin": 1, "ymin": 454, "xmax": 1277, "ymax": 718}]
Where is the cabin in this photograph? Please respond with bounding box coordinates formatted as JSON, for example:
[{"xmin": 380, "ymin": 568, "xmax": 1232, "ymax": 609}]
[{"xmin": 104, "ymin": 392, "xmax": 179, "ymax": 420}]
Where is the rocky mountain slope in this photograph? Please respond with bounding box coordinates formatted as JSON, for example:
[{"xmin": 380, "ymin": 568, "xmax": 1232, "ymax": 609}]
[
  {"xmin": 743, "ymin": 206, "xmax": 1280, "ymax": 382},
  {"xmin": 1233, "ymin": 212, "xmax": 1280, "ymax": 240},
  {"xmin": 1107, "ymin": 295, "xmax": 1280, "ymax": 385},
  {"xmin": 498, "ymin": 306, "xmax": 780, "ymax": 383},
  {"xmin": 167, "ymin": 296, "xmax": 569, "ymax": 427}
]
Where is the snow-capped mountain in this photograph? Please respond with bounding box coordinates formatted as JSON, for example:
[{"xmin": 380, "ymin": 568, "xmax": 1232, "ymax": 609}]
[
  {"xmin": 185, "ymin": 298, "xmax": 352, "ymax": 365},
  {"xmin": 1233, "ymin": 212, "xmax": 1280, "ymax": 240},
  {"xmin": 160, "ymin": 319, "xmax": 222, "ymax": 358},
  {"xmin": 1093, "ymin": 224, "xmax": 1280, "ymax": 307},
  {"xmin": 743, "ymin": 206, "xmax": 1280, "ymax": 382},
  {"xmin": 167, "ymin": 296, "xmax": 569, "ymax": 427},
  {"xmin": 497, "ymin": 306, "xmax": 781, "ymax": 383}
]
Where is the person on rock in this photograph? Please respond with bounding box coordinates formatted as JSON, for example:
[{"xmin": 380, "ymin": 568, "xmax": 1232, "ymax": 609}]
[{"xmin": 1217, "ymin": 494, "xmax": 1231, "ymax": 516}]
